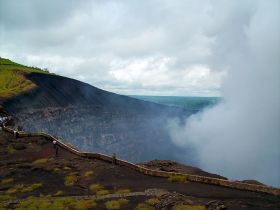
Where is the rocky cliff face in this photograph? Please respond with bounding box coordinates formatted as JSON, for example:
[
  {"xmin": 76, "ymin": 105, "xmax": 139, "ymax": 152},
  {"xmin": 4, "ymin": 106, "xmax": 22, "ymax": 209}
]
[{"xmin": 2, "ymin": 72, "xmax": 195, "ymax": 163}]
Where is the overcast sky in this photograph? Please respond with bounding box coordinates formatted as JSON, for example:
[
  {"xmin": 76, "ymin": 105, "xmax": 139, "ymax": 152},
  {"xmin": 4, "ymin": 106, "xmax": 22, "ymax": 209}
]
[{"xmin": 0, "ymin": 0, "xmax": 231, "ymax": 96}]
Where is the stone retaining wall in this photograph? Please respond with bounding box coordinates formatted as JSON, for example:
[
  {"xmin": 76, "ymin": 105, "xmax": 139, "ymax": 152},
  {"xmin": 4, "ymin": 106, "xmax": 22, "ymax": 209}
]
[{"xmin": 3, "ymin": 125, "xmax": 280, "ymax": 196}]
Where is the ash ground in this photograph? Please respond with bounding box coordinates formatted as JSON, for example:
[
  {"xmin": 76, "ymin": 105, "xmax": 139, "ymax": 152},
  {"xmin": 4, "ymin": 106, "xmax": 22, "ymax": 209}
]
[{"xmin": 0, "ymin": 131, "xmax": 279, "ymax": 209}]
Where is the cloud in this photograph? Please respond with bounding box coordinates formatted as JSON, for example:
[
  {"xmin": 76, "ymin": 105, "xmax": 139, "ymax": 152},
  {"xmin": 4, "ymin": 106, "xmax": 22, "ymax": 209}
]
[
  {"xmin": 168, "ymin": 0, "xmax": 280, "ymax": 187},
  {"xmin": 0, "ymin": 0, "xmax": 221, "ymax": 96},
  {"xmin": 109, "ymin": 57, "xmax": 225, "ymax": 95}
]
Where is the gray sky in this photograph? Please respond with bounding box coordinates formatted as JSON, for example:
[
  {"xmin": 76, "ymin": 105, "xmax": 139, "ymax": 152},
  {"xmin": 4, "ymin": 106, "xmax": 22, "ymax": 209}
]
[{"xmin": 0, "ymin": 0, "xmax": 229, "ymax": 96}]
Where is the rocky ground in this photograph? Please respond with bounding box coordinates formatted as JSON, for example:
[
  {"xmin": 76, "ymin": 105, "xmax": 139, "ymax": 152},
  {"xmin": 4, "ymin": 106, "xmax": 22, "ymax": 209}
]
[
  {"xmin": 139, "ymin": 160, "xmax": 227, "ymax": 180},
  {"xmin": 11, "ymin": 105, "xmax": 187, "ymax": 163},
  {"xmin": 0, "ymin": 130, "xmax": 280, "ymax": 210}
]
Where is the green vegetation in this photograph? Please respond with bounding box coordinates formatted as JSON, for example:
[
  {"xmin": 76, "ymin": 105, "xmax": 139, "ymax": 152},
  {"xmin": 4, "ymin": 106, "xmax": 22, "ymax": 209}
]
[
  {"xmin": 13, "ymin": 196, "xmax": 96, "ymax": 210},
  {"xmin": 105, "ymin": 200, "xmax": 120, "ymax": 210},
  {"xmin": 5, "ymin": 183, "xmax": 43, "ymax": 194},
  {"xmin": 21, "ymin": 183, "xmax": 43, "ymax": 193},
  {"xmin": 172, "ymin": 204, "xmax": 206, "ymax": 210},
  {"xmin": 0, "ymin": 70, "xmax": 36, "ymax": 98},
  {"xmin": 7, "ymin": 146, "xmax": 16, "ymax": 154},
  {"xmin": 115, "ymin": 188, "xmax": 131, "ymax": 194},
  {"xmin": 53, "ymin": 167, "xmax": 61, "ymax": 173},
  {"xmin": 89, "ymin": 183, "xmax": 104, "ymax": 192},
  {"xmin": 0, "ymin": 58, "xmax": 24, "ymax": 66},
  {"xmin": 1, "ymin": 178, "xmax": 14, "ymax": 184},
  {"xmin": 84, "ymin": 170, "xmax": 94, "ymax": 178},
  {"xmin": 145, "ymin": 198, "xmax": 159, "ymax": 205},
  {"xmin": 118, "ymin": 198, "xmax": 129, "ymax": 205},
  {"xmin": 71, "ymin": 199, "xmax": 96, "ymax": 210},
  {"xmin": 0, "ymin": 203, "xmax": 8, "ymax": 210},
  {"xmin": 105, "ymin": 199, "xmax": 129, "ymax": 210},
  {"xmin": 53, "ymin": 190, "xmax": 64, "ymax": 196},
  {"xmin": 96, "ymin": 189, "xmax": 109, "ymax": 197},
  {"xmin": 33, "ymin": 158, "xmax": 49, "ymax": 164},
  {"xmin": 168, "ymin": 175, "xmax": 187, "ymax": 183},
  {"xmin": 64, "ymin": 173, "xmax": 78, "ymax": 186},
  {"xmin": 0, "ymin": 195, "xmax": 13, "ymax": 201},
  {"xmin": 135, "ymin": 203, "xmax": 155, "ymax": 210},
  {"xmin": 64, "ymin": 166, "xmax": 71, "ymax": 170},
  {"xmin": 0, "ymin": 57, "xmax": 50, "ymax": 99},
  {"xmin": 89, "ymin": 183, "xmax": 110, "ymax": 197},
  {"xmin": 5, "ymin": 186, "xmax": 19, "ymax": 194}
]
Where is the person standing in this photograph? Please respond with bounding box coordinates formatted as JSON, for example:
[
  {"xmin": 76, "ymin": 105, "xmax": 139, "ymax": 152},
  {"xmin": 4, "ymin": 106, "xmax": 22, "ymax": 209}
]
[{"xmin": 53, "ymin": 140, "xmax": 59, "ymax": 157}]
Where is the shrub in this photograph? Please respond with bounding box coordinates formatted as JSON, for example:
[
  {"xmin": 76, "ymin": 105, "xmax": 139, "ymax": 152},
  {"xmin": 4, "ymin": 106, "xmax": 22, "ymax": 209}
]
[
  {"xmin": 7, "ymin": 146, "xmax": 16, "ymax": 154},
  {"xmin": 15, "ymin": 196, "xmax": 96, "ymax": 210},
  {"xmin": 172, "ymin": 204, "xmax": 206, "ymax": 210},
  {"xmin": 84, "ymin": 171, "xmax": 94, "ymax": 178},
  {"xmin": 1, "ymin": 178, "xmax": 14, "ymax": 184},
  {"xmin": 71, "ymin": 199, "xmax": 96, "ymax": 210},
  {"xmin": 5, "ymin": 183, "xmax": 43, "ymax": 194},
  {"xmin": 33, "ymin": 158, "xmax": 49, "ymax": 164},
  {"xmin": 21, "ymin": 183, "xmax": 43, "ymax": 192},
  {"xmin": 118, "ymin": 198, "xmax": 129, "ymax": 205},
  {"xmin": 145, "ymin": 198, "xmax": 159, "ymax": 205},
  {"xmin": 54, "ymin": 190, "xmax": 64, "ymax": 196},
  {"xmin": 135, "ymin": 203, "xmax": 155, "ymax": 210},
  {"xmin": 51, "ymin": 198, "xmax": 69, "ymax": 209},
  {"xmin": 17, "ymin": 197, "xmax": 54, "ymax": 210},
  {"xmin": 96, "ymin": 189, "xmax": 109, "ymax": 197},
  {"xmin": 5, "ymin": 187, "xmax": 18, "ymax": 195},
  {"xmin": 89, "ymin": 183, "xmax": 104, "ymax": 192},
  {"xmin": 115, "ymin": 188, "xmax": 131, "ymax": 194},
  {"xmin": 5, "ymin": 184, "xmax": 25, "ymax": 194},
  {"xmin": 168, "ymin": 175, "xmax": 187, "ymax": 183},
  {"xmin": 0, "ymin": 203, "xmax": 8, "ymax": 210},
  {"xmin": 0, "ymin": 195, "xmax": 13, "ymax": 201},
  {"xmin": 64, "ymin": 173, "xmax": 78, "ymax": 186},
  {"xmin": 53, "ymin": 167, "xmax": 60, "ymax": 173},
  {"xmin": 103, "ymin": 199, "xmax": 129, "ymax": 210},
  {"xmin": 64, "ymin": 166, "xmax": 71, "ymax": 170},
  {"xmin": 105, "ymin": 200, "xmax": 120, "ymax": 210}
]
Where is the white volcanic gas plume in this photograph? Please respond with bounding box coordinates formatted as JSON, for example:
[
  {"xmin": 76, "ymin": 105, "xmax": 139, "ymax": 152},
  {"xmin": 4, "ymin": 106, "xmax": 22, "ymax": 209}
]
[{"xmin": 168, "ymin": 0, "xmax": 280, "ymax": 187}]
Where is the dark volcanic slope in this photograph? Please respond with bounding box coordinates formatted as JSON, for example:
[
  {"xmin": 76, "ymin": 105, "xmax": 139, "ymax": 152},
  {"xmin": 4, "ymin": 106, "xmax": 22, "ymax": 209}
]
[
  {"xmin": 3, "ymin": 73, "xmax": 186, "ymax": 114},
  {"xmin": 2, "ymin": 73, "xmax": 194, "ymax": 163}
]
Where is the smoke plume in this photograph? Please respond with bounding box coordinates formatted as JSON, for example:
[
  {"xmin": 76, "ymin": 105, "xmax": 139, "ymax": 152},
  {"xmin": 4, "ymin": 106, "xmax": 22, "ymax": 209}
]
[{"xmin": 168, "ymin": 0, "xmax": 280, "ymax": 187}]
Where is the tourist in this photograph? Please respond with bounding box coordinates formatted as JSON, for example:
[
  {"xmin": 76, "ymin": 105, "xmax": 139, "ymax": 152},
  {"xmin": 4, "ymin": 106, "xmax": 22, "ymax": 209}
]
[{"xmin": 53, "ymin": 140, "xmax": 59, "ymax": 157}]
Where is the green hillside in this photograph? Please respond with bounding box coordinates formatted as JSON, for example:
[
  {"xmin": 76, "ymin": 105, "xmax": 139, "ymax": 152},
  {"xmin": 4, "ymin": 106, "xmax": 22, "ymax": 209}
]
[{"xmin": 0, "ymin": 57, "xmax": 49, "ymax": 99}]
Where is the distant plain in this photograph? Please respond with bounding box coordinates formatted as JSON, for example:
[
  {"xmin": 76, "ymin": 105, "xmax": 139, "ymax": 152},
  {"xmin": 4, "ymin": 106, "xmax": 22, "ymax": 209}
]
[{"xmin": 130, "ymin": 95, "xmax": 219, "ymax": 111}]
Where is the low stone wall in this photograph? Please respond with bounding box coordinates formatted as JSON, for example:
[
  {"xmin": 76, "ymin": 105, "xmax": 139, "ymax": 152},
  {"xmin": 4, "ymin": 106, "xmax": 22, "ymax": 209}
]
[{"xmin": 3, "ymin": 125, "xmax": 280, "ymax": 196}]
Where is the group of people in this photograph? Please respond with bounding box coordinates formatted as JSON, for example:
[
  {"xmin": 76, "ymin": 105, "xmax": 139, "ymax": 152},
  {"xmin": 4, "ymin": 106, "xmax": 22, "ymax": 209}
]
[
  {"xmin": 0, "ymin": 116, "xmax": 10, "ymax": 126},
  {"xmin": 0, "ymin": 115, "xmax": 59, "ymax": 157}
]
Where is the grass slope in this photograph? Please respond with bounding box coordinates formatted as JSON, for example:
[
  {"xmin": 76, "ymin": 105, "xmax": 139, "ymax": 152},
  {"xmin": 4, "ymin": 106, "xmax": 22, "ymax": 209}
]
[{"xmin": 0, "ymin": 57, "xmax": 49, "ymax": 99}]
